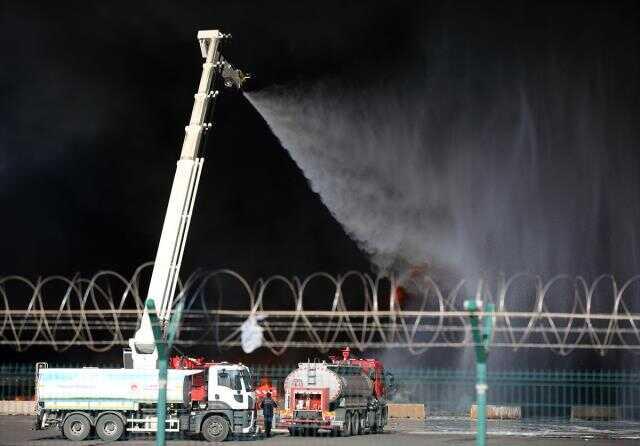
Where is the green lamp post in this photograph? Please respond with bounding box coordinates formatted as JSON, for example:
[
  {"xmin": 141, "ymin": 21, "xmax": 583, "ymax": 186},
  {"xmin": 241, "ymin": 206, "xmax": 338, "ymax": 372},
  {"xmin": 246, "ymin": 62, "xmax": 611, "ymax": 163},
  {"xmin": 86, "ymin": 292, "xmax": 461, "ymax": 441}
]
[
  {"xmin": 146, "ymin": 298, "xmax": 184, "ymax": 446},
  {"xmin": 463, "ymin": 298, "xmax": 495, "ymax": 446}
]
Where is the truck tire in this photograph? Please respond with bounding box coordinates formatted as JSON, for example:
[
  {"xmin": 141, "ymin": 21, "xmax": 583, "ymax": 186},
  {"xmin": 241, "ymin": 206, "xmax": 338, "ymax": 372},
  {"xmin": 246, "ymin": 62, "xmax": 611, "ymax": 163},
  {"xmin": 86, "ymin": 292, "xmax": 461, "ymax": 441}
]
[
  {"xmin": 96, "ymin": 413, "xmax": 124, "ymax": 441},
  {"xmin": 376, "ymin": 410, "xmax": 384, "ymax": 433},
  {"xmin": 63, "ymin": 414, "xmax": 91, "ymax": 441},
  {"xmin": 353, "ymin": 411, "xmax": 362, "ymax": 435},
  {"xmin": 202, "ymin": 415, "xmax": 230, "ymax": 442},
  {"xmin": 341, "ymin": 411, "xmax": 352, "ymax": 437},
  {"xmin": 370, "ymin": 410, "xmax": 380, "ymax": 433}
]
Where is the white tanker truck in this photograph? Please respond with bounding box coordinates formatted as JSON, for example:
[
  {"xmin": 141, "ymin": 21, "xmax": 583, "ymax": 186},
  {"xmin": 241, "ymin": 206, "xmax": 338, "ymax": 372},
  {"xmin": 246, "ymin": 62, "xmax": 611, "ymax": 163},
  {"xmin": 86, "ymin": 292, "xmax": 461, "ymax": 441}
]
[
  {"xmin": 35, "ymin": 364, "xmax": 255, "ymax": 441},
  {"xmin": 33, "ymin": 29, "xmax": 253, "ymax": 442}
]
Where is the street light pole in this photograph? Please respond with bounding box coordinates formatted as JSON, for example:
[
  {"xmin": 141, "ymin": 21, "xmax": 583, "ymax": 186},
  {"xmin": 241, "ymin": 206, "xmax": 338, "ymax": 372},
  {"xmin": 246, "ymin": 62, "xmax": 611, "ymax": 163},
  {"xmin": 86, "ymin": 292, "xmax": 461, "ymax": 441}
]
[
  {"xmin": 147, "ymin": 298, "xmax": 184, "ymax": 446},
  {"xmin": 464, "ymin": 299, "xmax": 495, "ymax": 446}
]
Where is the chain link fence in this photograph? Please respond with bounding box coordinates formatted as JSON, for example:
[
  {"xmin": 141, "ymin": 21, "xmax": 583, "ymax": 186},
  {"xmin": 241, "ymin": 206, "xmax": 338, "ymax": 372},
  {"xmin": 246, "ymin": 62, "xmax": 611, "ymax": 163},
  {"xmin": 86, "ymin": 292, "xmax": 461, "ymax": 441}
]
[{"xmin": 2, "ymin": 362, "xmax": 639, "ymax": 420}]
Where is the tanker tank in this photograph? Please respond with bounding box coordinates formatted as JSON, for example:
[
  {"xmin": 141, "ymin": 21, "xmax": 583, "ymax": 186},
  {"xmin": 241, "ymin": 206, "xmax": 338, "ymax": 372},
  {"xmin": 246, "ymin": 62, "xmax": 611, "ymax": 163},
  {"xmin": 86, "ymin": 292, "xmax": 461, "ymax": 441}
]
[
  {"xmin": 38, "ymin": 368, "xmax": 201, "ymax": 410},
  {"xmin": 284, "ymin": 362, "xmax": 373, "ymax": 409}
]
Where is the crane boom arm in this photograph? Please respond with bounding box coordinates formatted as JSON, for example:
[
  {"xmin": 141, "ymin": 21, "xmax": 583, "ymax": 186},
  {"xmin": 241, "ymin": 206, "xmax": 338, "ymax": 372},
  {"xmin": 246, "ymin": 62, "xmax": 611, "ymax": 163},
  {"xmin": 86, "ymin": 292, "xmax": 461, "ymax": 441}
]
[{"xmin": 130, "ymin": 30, "xmax": 248, "ymax": 367}]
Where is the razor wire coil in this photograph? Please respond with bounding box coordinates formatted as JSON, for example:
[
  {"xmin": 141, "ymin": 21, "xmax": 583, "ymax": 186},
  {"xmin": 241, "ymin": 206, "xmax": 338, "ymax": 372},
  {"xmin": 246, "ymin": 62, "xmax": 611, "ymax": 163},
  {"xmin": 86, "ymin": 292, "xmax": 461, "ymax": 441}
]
[{"xmin": 2, "ymin": 263, "xmax": 640, "ymax": 356}]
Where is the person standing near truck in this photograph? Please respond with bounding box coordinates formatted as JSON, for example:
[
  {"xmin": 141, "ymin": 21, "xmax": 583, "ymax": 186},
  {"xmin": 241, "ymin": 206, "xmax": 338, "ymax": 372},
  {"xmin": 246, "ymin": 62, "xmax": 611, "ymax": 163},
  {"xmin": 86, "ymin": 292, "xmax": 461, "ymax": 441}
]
[{"xmin": 260, "ymin": 392, "xmax": 278, "ymax": 437}]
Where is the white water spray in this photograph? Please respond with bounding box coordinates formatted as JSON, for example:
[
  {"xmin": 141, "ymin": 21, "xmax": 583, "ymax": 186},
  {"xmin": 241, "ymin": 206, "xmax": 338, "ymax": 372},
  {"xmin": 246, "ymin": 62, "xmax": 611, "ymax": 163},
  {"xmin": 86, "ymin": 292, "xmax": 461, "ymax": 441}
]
[{"xmin": 244, "ymin": 11, "xmax": 640, "ymax": 285}]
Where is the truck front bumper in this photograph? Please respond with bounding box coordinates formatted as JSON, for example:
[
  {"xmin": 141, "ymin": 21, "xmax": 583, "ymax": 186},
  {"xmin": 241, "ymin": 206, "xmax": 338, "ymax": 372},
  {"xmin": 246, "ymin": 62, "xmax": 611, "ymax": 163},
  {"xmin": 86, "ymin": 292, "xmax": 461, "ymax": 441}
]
[
  {"xmin": 280, "ymin": 417, "xmax": 339, "ymax": 430},
  {"xmin": 234, "ymin": 409, "xmax": 257, "ymax": 435}
]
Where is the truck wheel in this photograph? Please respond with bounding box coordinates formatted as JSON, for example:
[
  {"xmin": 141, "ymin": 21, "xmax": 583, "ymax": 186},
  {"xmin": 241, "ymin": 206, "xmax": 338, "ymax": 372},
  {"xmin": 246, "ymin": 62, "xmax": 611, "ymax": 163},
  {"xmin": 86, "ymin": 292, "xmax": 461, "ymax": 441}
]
[
  {"xmin": 353, "ymin": 411, "xmax": 362, "ymax": 435},
  {"xmin": 306, "ymin": 428, "xmax": 318, "ymax": 437},
  {"xmin": 376, "ymin": 410, "xmax": 384, "ymax": 433},
  {"xmin": 341, "ymin": 411, "xmax": 352, "ymax": 437},
  {"xmin": 370, "ymin": 411, "xmax": 379, "ymax": 433},
  {"xmin": 63, "ymin": 414, "xmax": 91, "ymax": 441},
  {"xmin": 202, "ymin": 415, "xmax": 229, "ymax": 442},
  {"xmin": 96, "ymin": 413, "xmax": 124, "ymax": 441}
]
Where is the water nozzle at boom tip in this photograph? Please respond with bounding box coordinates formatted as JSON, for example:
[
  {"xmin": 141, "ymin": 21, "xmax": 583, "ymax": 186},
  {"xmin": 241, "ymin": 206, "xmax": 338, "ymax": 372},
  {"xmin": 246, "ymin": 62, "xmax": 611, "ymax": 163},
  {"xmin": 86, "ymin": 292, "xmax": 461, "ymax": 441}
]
[{"xmin": 220, "ymin": 60, "xmax": 251, "ymax": 90}]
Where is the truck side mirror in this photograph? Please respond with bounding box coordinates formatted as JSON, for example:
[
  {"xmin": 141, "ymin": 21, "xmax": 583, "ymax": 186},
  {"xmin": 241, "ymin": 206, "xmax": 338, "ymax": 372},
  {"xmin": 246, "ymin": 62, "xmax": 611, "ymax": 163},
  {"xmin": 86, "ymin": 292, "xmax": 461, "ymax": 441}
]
[{"xmin": 235, "ymin": 374, "xmax": 242, "ymax": 393}]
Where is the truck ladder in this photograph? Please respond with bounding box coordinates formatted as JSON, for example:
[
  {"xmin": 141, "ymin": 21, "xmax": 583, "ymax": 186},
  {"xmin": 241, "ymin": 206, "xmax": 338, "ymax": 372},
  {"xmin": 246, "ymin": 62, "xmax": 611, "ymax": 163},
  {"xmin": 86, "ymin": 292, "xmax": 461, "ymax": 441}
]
[{"xmin": 307, "ymin": 365, "xmax": 317, "ymax": 386}]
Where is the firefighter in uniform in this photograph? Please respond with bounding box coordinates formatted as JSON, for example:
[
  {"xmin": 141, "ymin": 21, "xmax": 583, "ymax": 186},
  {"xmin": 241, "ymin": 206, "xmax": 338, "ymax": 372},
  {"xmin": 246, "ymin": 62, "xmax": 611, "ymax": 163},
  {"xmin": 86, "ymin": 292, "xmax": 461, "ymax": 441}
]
[{"xmin": 260, "ymin": 392, "xmax": 278, "ymax": 437}]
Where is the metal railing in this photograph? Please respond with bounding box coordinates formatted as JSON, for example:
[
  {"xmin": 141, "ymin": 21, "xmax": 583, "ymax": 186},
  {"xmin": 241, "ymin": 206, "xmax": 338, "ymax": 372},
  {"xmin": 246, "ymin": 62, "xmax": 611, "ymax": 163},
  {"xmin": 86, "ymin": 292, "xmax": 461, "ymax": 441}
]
[
  {"xmin": 3, "ymin": 362, "xmax": 639, "ymax": 420},
  {"xmin": 391, "ymin": 368, "xmax": 640, "ymax": 420}
]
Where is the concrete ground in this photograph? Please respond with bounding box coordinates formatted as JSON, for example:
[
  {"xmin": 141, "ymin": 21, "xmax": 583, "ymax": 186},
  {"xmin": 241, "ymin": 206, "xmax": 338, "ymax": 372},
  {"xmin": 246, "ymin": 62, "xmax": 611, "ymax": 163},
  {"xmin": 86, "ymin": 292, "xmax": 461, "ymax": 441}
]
[{"xmin": 2, "ymin": 416, "xmax": 638, "ymax": 446}]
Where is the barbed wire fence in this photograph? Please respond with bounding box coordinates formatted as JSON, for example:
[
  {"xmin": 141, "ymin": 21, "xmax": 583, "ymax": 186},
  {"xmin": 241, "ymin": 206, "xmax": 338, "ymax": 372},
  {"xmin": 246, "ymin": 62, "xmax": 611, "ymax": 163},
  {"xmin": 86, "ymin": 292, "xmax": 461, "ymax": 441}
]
[{"xmin": 2, "ymin": 262, "xmax": 640, "ymax": 355}]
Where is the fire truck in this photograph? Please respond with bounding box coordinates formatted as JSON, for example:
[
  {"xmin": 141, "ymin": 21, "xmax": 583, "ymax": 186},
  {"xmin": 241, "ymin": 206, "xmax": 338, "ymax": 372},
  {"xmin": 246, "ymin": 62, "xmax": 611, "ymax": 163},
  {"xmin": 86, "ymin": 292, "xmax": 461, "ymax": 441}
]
[{"xmin": 280, "ymin": 348, "xmax": 396, "ymax": 436}]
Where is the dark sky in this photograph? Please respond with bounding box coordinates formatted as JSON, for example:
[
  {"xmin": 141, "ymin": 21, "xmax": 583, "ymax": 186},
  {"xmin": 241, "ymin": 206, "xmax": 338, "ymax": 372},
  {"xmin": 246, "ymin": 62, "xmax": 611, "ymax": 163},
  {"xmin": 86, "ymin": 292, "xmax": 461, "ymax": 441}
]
[
  {"xmin": 1, "ymin": 1, "xmax": 640, "ymax": 366},
  {"xmin": 2, "ymin": 1, "xmax": 638, "ymax": 280},
  {"xmin": 0, "ymin": 0, "xmax": 409, "ymax": 279}
]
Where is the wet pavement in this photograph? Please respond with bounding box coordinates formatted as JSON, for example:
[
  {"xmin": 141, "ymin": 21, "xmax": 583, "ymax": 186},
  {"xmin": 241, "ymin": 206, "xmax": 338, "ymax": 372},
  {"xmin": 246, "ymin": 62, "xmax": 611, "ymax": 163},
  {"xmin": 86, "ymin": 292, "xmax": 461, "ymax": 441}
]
[
  {"xmin": 407, "ymin": 416, "xmax": 640, "ymax": 440},
  {"xmin": 2, "ymin": 415, "xmax": 638, "ymax": 445}
]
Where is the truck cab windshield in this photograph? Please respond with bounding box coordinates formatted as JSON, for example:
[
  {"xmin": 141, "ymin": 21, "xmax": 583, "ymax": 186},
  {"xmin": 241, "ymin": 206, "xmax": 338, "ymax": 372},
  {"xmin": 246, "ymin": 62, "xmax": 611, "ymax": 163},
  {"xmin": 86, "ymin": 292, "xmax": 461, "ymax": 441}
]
[
  {"xmin": 241, "ymin": 369, "xmax": 252, "ymax": 391},
  {"xmin": 218, "ymin": 370, "xmax": 242, "ymax": 391},
  {"xmin": 218, "ymin": 369, "xmax": 253, "ymax": 392}
]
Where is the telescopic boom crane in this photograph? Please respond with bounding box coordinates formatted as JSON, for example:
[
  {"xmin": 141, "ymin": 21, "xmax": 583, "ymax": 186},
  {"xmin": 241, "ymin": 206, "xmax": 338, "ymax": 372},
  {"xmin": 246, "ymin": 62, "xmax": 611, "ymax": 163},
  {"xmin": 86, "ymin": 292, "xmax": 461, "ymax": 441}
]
[
  {"xmin": 33, "ymin": 31, "xmax": 256, "ymax": 443},
  {"xmin": 129, "ymin": 30, "xmax": 249, "ymax": 369}
]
